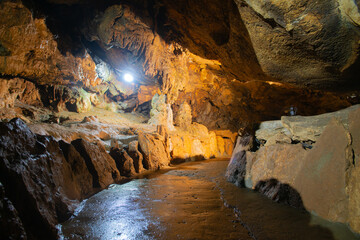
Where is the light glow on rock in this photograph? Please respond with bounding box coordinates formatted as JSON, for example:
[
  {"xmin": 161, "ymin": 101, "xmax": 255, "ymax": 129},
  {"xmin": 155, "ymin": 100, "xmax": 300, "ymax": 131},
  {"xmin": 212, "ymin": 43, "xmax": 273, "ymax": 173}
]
[{"xmin": 123, "ymin": 73, "xmax": 134, "ymax": 82}]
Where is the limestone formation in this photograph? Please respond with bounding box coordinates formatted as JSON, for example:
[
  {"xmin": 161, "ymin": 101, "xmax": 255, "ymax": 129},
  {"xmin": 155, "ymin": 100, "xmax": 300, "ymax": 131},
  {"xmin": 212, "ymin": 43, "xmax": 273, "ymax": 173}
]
[
  {"xmin": 0, "ymin": 119, "xmax": 80, "ymax": 239},
  {"xmin": 0, "ymin": 0, "xmax": 360, "ymax": 238},
  {"xmin": 138, "ymin": 130, "xmax": 171, "ymax": 170},
  {"xmin": 148, "ymin": 94, "xmax": 175, "ymax": 131},
  {"xmin": 71, "ymin": 139, "xmax": 121, "ymax": 188},
  {"xmin": 235, "ymin": 0, "xmax": 360, "ymax": 88},
  {"xmin": 175, "ymin": 102, "xmax": 192, "ymax": 129},
  {"xmin": 109, "ymin": 148, "xmax": 137, "ymax": 177},
  {"xmin": 227, "ymin": 105, "xmax": 360, "ymax": 233},
  {"xmin": 128, "ymin": 141, "xmax": 145, "ymax": 173}
]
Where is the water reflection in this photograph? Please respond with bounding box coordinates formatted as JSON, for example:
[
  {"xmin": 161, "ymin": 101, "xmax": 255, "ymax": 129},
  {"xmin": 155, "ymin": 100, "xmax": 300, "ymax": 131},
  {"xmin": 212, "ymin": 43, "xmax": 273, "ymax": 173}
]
[
  {"xmin": 61, "ymin": 160, "xmax": 360, "ymax": 240},
  {"xmin": 62, "ymin": 181, "xmax": 160, "ymax": 240}
]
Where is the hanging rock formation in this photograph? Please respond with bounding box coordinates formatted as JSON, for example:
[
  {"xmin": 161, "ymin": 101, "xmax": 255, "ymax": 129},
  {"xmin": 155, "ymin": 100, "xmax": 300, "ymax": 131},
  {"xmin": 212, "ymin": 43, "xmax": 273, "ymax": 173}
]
[{"xmin": 235, "ymin": 0, "xmax": 360, "ymax": 89}]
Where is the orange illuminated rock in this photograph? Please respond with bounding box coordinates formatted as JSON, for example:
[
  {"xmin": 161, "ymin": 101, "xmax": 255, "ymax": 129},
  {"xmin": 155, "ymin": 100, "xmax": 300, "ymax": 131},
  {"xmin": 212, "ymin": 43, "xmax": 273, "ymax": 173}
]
[
  {"xmin": 138, "ymin": 131, "xmax": 170, "ymax": 170},
  {"xmin": 138, "ymin": 85, "xmax": 160, "ymax": 105}
]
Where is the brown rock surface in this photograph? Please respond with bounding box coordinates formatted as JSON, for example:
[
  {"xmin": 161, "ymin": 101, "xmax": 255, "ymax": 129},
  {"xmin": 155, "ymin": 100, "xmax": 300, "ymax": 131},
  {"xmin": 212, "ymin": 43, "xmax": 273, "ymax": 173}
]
[
  {"xmin": 0, "ymin": 119, "xmax": 79, "ymax": 239},
  {"xmin": 245, "ymin": 144, "xmax": 307, "ymax": 188},
  {"xmin": 294, "ymin": 120, "xmax": 350, "ymax": 222},
  {"xmin": 227, "ymin": 105, "xmax": 360, "ymax": 233},
  {"xmin": 225, "ymin": 135, "xmax": 254, "ymax": 187},
  {"xmin": 235, "ymin": 0, "xmax": 360, "ymax": 88},
  {"xmin": 128, "ymin": 140, "xmax": 144, "ymax": 173},
  {"xmin": 0, "ymin": 1, "xmax": 100, "ymax": 86},
  {"xmin": 71, "ymin": 139, "xmax": 121, "ymax": 188},
  {"xmin": 109, "ymin": 148, "xmax": 136, "ymax": 177},
  {"xmin": 138, "ymin": 131, "xmax": 170, "ymax": 170},
  {"xmin": 0, "ymin": 182, "xmax": 27, "ymax": 240},
  {"xmin": 174, "ymin": 102, "xmax": 192, "ymax": 129},
  {"xmin": 58, "ymin": 140, "xmax": 94, "ymax": 199},
  {"xmin": 0, "ymin": 78, "xmax": 42, "ymax": 108}
]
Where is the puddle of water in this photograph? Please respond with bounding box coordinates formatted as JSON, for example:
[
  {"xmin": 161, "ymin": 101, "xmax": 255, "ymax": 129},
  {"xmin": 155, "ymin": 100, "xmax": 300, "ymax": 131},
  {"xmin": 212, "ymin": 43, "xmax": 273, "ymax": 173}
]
[{"xmin": 60, "ymin": 159, "xmax": 360, "ymax": 240}]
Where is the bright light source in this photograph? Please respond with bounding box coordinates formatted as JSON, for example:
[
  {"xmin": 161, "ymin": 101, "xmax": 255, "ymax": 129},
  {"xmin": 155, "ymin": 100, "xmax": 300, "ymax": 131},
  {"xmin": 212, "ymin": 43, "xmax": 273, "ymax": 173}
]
[{"xmin": 123, "ymin": 73, "xmax": 134, "ymax": 82}]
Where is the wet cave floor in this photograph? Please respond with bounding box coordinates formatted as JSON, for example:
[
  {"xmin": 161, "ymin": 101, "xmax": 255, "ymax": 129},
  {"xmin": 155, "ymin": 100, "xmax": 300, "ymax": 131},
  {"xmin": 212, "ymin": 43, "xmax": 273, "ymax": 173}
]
[{"xmin": 60, "ymin": 159, "xmax": 359, "ymax": 240}]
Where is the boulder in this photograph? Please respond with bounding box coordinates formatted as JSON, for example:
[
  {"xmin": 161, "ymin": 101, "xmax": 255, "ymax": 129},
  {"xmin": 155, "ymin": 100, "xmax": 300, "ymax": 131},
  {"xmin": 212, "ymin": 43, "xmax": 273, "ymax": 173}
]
[
  {"xmin": 225, "ymin": 135, "xmax": 253, "ymax": 187},
  {"xmin": 348, "ymin": 107, "xmax": 360, "ymax": 232},
  {"xmin": 138, "ymin": 131, "xmax": 170, "ymax": 170},
  {"xmin": 230, "ymin": 107, "xmax": 360, "ymax": 233},
  {"xmin": 244, "ymin": 143, "xmax": 307, "ymax": 189},
  {"xmin": 128, "ymin": 141, "xmax": 144, "ymax": 173},
  {"xmin": 255, "ymin": 120, "xmax": 291, "ymax": 142},
  {"xmin": 281, "ymin": 105, "xmax": 360, "ymax": 142},
  {"xmin": 293, "ymin": 119, "xmax": 351, "ymax": 222},
  {"xmin": 0, "ymin": 118, "xmax": 80, "ymax": 239},
  {"xmin": 71, "ymin": 139, "xmax": 121, "ymax": 188},
  {"xmin": 58, "ymin": 141, "xmax": 94, "ymax": 199},
  {"xmin": 109, "ymin": 148, "xmax": 136, "ymax": 177}
]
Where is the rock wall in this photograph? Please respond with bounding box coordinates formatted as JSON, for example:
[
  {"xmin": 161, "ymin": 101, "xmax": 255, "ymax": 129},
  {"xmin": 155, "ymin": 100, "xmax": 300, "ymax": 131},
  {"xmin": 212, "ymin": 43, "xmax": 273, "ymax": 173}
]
[
  {"xmin": 235, "ymin": 0, "xmax": 360, "ymax": 88},
  {"xmin": 226, "ymin": 105, "xmax": 360, "ymax": 233},
  {"xmin": 0, "ymin": 118, "xmax": 173, "ymax": 238}
]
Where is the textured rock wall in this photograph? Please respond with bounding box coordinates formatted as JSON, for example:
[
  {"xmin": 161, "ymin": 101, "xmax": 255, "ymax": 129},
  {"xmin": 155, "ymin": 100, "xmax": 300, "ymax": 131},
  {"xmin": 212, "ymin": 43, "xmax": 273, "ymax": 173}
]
[
  {"xmin": 235, "ymin": 0, "xmax": 360, "ymax": 88},
  {"xmin": 0, "ymin": 118, "xmax": 173, "ymax": 238},
  {"xmin": 226, "ymin": 105, "xmax": 360, "ymax": 233}
]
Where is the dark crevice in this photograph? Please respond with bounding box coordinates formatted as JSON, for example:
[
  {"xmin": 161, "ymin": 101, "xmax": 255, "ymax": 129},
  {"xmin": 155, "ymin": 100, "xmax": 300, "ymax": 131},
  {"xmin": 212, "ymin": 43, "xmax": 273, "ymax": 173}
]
[{"xmin": 71, "ymin": 139, "xmax": 101, "ymax": 188}]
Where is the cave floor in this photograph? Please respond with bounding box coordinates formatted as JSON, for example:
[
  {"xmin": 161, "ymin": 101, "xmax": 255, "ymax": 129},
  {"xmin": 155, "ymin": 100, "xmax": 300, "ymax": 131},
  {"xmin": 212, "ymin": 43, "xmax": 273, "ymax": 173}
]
[{"xmin": 60, "ymin": 159, "xmax": 359, "ymax": 240}]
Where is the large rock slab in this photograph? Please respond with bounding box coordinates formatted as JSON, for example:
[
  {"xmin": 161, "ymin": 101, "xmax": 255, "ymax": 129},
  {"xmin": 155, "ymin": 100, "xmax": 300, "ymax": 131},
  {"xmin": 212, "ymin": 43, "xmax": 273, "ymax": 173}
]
[
  {"xmin": 281, "ymin": 105, "xmax": 359, "ymax": 142},
  {"xmin": 245, "ymin": 143, "xmax": 307, "ymax": 189},
  {"xmin": 109, "ymin": 148, "xmax": 136, "ymax": 177},
  {"xmin": 228, "ymin": 105, "xmax": 360, "ymax": 233},
  {"xmin": 71, "ymin": 139, "xmax": 121, "ymax": 188},
  {"xmin": 293, "ymin": 120, "xmax": 351, "ymax": 222},
  {"xmin": 0, "ymin": 119, "xmax": 79, "ymax": 239},
  {"xmin": 138, "ymin": 131, "xmax": 170, "ymax": 170},
  {"xmin": 225, "ymin": 135, "xmax": 253, "ymax": 187}
]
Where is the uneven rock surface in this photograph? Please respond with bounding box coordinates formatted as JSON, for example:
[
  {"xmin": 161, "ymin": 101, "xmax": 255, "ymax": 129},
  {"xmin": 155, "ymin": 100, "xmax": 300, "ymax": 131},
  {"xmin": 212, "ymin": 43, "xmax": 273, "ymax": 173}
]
[
  {"xmin": 0, "ymin": 118, "xmax": 174, "ymax": 238},
  {"xmin": 0, "ymin": 182, "xmax": 27, "ymax": 240},
  {"xmin": 256, "ymin": 105, "xmax": 360, "ymax": 142},
  {"xmin": 235, "ymin": 0, "xmax": 360, "ymax": 88},
  {"xmin": 227, "ymin": 105, "xmax": 360, "ymax": 233},
  {"xmin": 293, "ymin": 120, "xmax": 350, "ymax": 222},
  {"xmin": 71, "ymin": 139, "xmax": 120, "ymax": 189}
]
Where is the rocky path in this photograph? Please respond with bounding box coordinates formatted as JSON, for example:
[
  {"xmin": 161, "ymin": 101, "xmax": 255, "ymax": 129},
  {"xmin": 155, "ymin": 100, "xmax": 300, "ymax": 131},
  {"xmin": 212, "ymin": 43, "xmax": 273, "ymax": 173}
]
[{"xmin": 60, "ymin": 159, "xmax": 359, "ymax": 240}]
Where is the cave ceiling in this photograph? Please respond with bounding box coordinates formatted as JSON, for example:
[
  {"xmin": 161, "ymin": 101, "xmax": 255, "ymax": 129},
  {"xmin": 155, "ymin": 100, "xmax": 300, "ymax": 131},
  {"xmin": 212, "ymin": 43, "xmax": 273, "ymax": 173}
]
[
  {"xmin": 1, "ymin": 0, "xmax": 360, "ymax": 130},
  {"xmin": 25, "ymin": 0, "xmax": 360, "ymax": 90}
]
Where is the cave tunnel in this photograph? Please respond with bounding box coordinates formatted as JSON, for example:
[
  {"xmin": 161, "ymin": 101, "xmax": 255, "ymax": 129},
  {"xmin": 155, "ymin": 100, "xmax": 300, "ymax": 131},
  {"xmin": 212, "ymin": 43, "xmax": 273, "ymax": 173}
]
[{"xmin": 1, "ymin": 0, "xmax": 360, "ymax": 239}]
